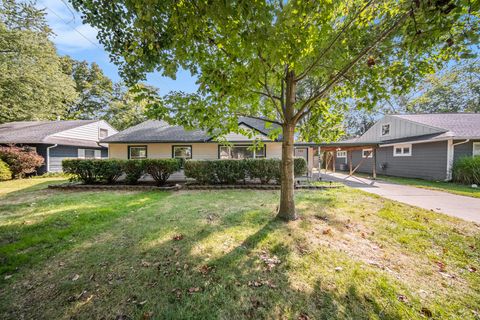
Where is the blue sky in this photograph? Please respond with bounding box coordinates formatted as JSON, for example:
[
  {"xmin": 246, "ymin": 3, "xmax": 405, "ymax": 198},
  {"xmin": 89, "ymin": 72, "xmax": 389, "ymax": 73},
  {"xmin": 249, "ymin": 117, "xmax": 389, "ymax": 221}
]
[{"xmin": 36, "ymin": 0, "xmax": 198, "ymax": 95}]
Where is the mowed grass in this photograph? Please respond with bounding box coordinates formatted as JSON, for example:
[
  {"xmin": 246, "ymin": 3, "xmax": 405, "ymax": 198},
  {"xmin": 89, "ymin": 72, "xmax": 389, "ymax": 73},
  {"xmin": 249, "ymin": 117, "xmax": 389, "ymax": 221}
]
[{"xmin": 0, "ymin": 178, "xmax": 479, "ymax": 319}]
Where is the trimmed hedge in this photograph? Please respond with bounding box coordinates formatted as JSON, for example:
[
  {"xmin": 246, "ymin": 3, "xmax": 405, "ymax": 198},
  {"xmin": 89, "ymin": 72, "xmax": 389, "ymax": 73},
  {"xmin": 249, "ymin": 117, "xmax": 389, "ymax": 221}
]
[
  {"xmin": 144, "ymin": 159, "xmax": 182, "ymax": 186},
  {"xmin": 62, "ymin": 159, "xmax": 182, "ymax": 185},
  {"xmin": 453, "ymin": 156, "xmax": 480, "ymax": 185},
  {"xmin": 184, "ymin": 158, "xmax": 307, "ymax": 184},
  {"xmin": 0, "ymin": 159, "xmax": 12, "ymax": 181}
]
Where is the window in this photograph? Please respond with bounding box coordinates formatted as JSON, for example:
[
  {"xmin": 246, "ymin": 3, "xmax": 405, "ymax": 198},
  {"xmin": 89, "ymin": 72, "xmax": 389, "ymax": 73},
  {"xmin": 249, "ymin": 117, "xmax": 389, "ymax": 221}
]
[
  {"xmin": 24, "ymin": 146, "xmax": 37, "ymax": 153},
  {"xmin": 336, "ymin": 151, "xmax": 347, "ymax": 158},
  {"xmin": 128, "ymin": 146, "xmax": 147, "ymax": 159},
  {"xmin": 219, "ymin": 145, "xmax": 266, "ymax": 159},
  {"xmin": 473, "ymin": 142, "xmax": 480, "ymax": 156},
  {"xmin": 381, "ymin": 123, "xmax": 391, "ymax": 136},
  {"xmin": 172, "ymin": 146, "xmax": 192, "ymax": 159},
  {"xmin": 362, "ymin": 149, "xmax": 373, "ymax": 158},
  {"xmin": 99, "ymin": 128, "xmax": 109, "ymax": 139},
  {"xmin": 393, "ymin": 144, "xmax": 412, "ymax": 157},
  {"xmin": 78, "ymin": 149, "xmax": 101, "ymax": 159}
]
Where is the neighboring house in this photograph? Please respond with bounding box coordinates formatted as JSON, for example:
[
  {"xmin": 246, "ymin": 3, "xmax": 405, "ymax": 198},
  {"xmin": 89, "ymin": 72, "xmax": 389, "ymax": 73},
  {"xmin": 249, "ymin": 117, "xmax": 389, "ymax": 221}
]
[
  {"xmin": 0, "ymin": 120, "xmax": 117, "ymax": 173},
  {"xmin": 318, "ymin": 113, "xmax": 480, "ymax": 181},
  {"xmin": 102, "ymin": 116, "xmax": 314, "ymax": 180}
]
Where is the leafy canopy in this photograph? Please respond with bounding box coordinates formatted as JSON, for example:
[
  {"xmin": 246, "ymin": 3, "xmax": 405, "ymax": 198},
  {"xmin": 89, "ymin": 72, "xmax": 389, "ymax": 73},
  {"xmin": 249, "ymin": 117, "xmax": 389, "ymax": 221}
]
[
  {"xmin": 0, "ymin": 0, "xmax": 77, "ymax": 123},
  {"xmin": 71, "ymin": 0, "xmax": 478, "ymax": 141}
]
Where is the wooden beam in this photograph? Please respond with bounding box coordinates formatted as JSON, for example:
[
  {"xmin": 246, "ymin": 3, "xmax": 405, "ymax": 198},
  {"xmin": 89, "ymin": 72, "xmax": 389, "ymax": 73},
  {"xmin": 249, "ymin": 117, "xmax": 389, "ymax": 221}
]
[
  {"xmin": 372, "ymin": 148, "xmax": 377, "ymax": 180},
  {"xmin": 332, "ymin": 151, "xmax": 336, "ymax": 173},
  {"xmin": 348, "ymin": 150, "xmax": 352, "ymax": 175},
  {"xmin": 347, "ymin": 150, "xmax": 371, "ymax": 178}
]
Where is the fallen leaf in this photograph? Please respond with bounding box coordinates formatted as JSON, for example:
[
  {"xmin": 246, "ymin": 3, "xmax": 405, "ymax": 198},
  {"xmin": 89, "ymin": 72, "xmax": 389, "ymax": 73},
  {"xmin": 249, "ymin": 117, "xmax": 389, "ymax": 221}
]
[
  {"xmin": 4, "ymin": 275, "xmax": 12, "ymax": 280},
  {"xmin": 298, "ymin": 313, "xmax": 310, "ymax": 320},
  {"xmin": 141, "ymin": 260, "xmax": 151, "ymax": 267},
  {"xmin": 142, "ymin": 312, "xmax": 154, "ymax": 319},
  {"xmin": 334, "ymin": 267, "xmax": 343, "ymax": 272},
  {"xmin": 436, "ymin": 261, "xmax": 446, "ymax": 273},
  {"xmin": 421, "ymin": 307, "xmax": 433, "ymax": 318},
  {"xmin": 173, "ymin": 234, "xmax": 184, "ymax": 241},
  {"xmin": 188, "ymin": 287, "xmax": 201, "ymax": 294},
  {"xmin": 468, "ymin": 266, "xmax": 477, "ymax": 273},
  {"xmin": 397, "ymin": 294, "xmax": 408, "ymax": 303},
  {"xmin": 72, "ymin": 274, "xmax": 80, "ymax": 281},
  {"xmin": 322, "ymin": 228, "xmax": 332, "ymax": 235}
]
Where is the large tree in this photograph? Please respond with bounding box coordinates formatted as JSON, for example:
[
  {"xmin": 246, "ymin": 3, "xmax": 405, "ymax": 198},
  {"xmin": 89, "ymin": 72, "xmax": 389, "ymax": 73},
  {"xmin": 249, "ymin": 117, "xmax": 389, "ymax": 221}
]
[
  {"xmin": 61, "ymin": 56, "xmax": 113, "ymax": 120},
  {"xmin": 71, "ymin": 0, "xmax": 479, "ymax": 220},
  {"xmin": 0, "ymin": 0, "xmax": 77, "ymax": 123}
]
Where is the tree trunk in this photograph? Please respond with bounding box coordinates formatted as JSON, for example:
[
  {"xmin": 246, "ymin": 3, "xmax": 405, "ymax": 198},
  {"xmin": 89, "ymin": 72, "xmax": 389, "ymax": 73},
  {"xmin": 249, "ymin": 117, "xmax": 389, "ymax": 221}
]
[{"xmin": 277, "ymin": 123, "xmax": 297, "ymax": 221}]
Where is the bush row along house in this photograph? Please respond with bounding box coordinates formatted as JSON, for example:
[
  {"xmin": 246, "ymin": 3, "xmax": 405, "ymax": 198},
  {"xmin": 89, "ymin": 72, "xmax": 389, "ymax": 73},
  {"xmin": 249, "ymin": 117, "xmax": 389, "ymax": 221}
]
[
  {"xmin": 0, "ymin": 120, "xmax": 117, "ymax": 173},
  {"xmin": 1, "ymin": 113, "xmax": 478, "ymax": 181}
]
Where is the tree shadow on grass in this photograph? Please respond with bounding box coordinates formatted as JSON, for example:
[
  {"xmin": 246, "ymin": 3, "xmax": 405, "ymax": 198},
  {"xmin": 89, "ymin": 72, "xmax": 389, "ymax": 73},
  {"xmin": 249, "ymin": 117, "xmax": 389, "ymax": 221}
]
[{"xmin": 0, "ymin": 190, "xmax": 405, "ymax": 320}]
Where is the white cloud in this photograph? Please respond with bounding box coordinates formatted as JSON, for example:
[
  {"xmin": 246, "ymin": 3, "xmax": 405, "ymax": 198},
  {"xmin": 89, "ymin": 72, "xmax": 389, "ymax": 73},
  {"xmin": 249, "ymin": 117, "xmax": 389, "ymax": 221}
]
[{"xmin": 36, "ymin": 0, "xmax": 101, "ymax": 52}]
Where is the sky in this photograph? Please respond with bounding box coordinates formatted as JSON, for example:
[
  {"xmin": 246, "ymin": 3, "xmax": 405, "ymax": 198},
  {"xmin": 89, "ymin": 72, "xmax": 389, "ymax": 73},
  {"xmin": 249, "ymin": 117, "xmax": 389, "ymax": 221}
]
[{"xmin": 36, "ymin": 0, "xmax": 198, "ymax": 95}]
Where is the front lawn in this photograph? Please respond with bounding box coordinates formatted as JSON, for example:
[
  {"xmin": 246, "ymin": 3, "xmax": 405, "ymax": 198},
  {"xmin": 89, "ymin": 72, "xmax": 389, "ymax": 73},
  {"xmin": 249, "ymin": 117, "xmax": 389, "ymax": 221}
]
[{"xmin": 0, "ymin": 178, "xmax": 479, "ymax": 319}]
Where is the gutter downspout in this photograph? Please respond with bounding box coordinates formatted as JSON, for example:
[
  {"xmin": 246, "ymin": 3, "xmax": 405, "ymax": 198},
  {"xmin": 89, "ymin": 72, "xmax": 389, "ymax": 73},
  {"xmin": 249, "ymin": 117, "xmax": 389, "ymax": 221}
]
[
  {"xmin": 46, "ymin": 144, "xmax": 58, "ymax": 173},
  {"xmin": 446, "ymin": 139, "xmax": 469, "ymax": 180}
]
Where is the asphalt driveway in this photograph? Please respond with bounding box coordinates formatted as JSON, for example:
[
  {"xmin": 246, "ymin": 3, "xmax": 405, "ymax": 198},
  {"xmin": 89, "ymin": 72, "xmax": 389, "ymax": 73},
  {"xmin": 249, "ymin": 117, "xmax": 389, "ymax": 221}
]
[{"xmin": 321, "ymin": 172, "xmax": 480, "ymax": 224}]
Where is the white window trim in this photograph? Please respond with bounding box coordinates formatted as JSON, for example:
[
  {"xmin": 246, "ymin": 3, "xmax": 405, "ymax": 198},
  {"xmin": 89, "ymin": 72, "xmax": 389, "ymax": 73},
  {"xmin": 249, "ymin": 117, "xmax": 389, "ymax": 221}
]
[
  {"xmin": 381, "ymin": 123, "xmax": 391, "ymax": 136},
  {"xmin": 336, "ymin": 151, "xmax": 347, "ymax": 158},
  {"xmin": 362, "ymin": 148, "xmax": 373, "ymax": 158},
  {"xmin": 393, "ymin": 144, "xmax": 412, "ymax": 157},
  {"xmin": 473, "ymin": 142, "xmax": 480, "ymax": 156}
]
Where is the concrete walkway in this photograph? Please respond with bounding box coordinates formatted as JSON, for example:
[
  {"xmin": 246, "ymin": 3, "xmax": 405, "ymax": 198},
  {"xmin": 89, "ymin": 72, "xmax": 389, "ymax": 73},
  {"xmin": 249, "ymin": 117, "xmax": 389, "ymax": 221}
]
[{"xmin": 320, "ymin": 172, "xmax": 480, "ymax": 224}]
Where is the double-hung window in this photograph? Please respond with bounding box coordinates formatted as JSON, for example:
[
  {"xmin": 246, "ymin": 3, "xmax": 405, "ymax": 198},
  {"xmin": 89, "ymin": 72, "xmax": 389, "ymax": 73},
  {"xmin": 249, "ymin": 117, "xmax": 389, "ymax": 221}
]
[
  {"xmin": 393, "ymin": 144, "xmax": 412, "ymax": 157},
  {"xmin": 381, "ymin": 123, "xmax": 391, "ymax": 136},
  {"xmin": 219, "ymin": 145, "xmax": 266, "ymax": 159},
  {"xmin": 362, "ymin": 149, "xmax": 373, "ymax": 158},
  {"xmin": 128, "ymin": 146, "xmax": 147, "ymax": 159}
]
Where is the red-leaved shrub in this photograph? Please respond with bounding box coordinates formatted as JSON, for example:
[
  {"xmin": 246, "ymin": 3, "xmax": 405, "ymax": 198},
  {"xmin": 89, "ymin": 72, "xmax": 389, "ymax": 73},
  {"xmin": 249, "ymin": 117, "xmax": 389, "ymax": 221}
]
[{"xmin": 0, "ymin": 146, "xmax": 44, "ymax": 178}]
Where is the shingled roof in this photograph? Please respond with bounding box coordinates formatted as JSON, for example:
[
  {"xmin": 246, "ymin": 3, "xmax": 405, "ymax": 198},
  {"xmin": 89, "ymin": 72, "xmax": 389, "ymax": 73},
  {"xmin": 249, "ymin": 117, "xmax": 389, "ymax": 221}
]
[
  {"xmin": 102, "ymin": 117, "xmax": 281, "ymax": 143},
  {"xmin": 0, "ymin": 120, "xmax": 100, "ymax": 146},
  {"xmin": 392, "ymin": 113, "xmax": 480, "ymax": 138}
]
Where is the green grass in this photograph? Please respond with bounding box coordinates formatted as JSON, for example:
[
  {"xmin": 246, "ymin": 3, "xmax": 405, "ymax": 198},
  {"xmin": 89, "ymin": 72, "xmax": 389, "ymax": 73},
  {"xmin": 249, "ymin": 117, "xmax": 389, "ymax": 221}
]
[
  {"xmin": 0, "ymin": 178, "xmax": 479, "ymax": 319},
  {"xmin": 354, "ymin": 172, "xmax": 480, "ymax": 199}
]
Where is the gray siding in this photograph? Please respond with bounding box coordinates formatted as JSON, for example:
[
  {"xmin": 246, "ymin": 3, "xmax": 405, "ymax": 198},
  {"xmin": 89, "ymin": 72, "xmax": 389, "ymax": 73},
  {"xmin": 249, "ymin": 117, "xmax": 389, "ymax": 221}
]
[
  {"xmin": 333, "ymin": 141, "xmax": 449, "ymax": 180},
  {"xmin": 453, "ymin": 140, "xmax": 479, "ymax": 162},
  {"xmin": 49, "ymin": 145, "xmax": 107, "ymax": 172}
]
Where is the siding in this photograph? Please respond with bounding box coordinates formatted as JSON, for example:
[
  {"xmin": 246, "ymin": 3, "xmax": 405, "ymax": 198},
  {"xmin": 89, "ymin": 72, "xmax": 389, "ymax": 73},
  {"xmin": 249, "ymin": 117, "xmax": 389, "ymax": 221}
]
[
  {"xmin": 453, "ymin": 140, "xmax": 479, "ymax": 162},
  {"xmin": 49, "ymin": 145, "xmax": 107, "ymax": 172},
  {"xmin": 50, "ymin": 120, "xmax": 117, "ymax": 142},
  {"xmin": 358, "ymin": 115, "xmax": 444, "ymax": 142},
  {"xmin": 335, "ymin": 141, "xmax": 449, "ymax": 180}
]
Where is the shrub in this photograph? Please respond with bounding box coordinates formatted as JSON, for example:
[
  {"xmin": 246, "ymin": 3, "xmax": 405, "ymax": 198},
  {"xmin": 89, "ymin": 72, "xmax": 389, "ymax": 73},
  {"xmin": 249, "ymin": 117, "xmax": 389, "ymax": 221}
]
[
  {"xmin": 144, "ymin": 159, "xmax": 182, "ymax": 185},
  {"xmin": 96, "ymin": 160, "xmax": 125, "ymax": 183},
  {"xmin": 185, "ymin": 158, "xmax": 308, "ymax": 184},
  {"xmin": 453, "ymin": 156, "xmax": 480, "ymax": 185},
  {"xmin": 184, "ymin": 160, "xmax": 217, "ymax": 184},
  {"xmin": 245, "ymin": 158, "xmax": 279, "ymax": 184},
  {"xmin": 122, "ymin": 160, "xmax": 145, "ymax": 184},
  {"xmin": 212, "ymin": 160, "xmax": 246, "ymax": 184},
  {"xmin": 62, "ymin": 159, "xmax": 99, "ymax": 184},
  {"xmin": 0, "ymin": 146, "xmax": 44, "ymax": 178},
  {"xmin": 0, "ymin": 159, "xmax": 12, "ymax": 181}
]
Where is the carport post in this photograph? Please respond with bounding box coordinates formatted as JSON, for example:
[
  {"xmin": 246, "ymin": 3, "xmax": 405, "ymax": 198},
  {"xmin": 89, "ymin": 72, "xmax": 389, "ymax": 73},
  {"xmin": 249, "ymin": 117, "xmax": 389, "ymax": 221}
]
[
  {"xmin": 332, "ymin": 151, "xmax": 336, "ymax": 173},
  {"xmin": 348, "ymin": 150, "xmax": 352, "ymax": 175},
  {"xmin": 372, "ymin": 148, "xmax": 377, "ymax": 180}
]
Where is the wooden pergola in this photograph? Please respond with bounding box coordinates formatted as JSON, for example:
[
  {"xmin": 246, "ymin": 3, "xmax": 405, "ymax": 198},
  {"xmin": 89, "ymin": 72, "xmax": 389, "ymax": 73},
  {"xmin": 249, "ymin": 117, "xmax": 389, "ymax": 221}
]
[{"xmin": 306, "ymin": 142, "xmax": 380, "ymax": 179}]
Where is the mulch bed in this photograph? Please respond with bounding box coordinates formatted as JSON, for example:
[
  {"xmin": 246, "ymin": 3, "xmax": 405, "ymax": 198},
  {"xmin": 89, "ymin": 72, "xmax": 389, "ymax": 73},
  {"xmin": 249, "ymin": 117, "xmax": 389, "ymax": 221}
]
[{"xmin": 49, "ymin": 182, "xmax": 341, "ymax": 191}]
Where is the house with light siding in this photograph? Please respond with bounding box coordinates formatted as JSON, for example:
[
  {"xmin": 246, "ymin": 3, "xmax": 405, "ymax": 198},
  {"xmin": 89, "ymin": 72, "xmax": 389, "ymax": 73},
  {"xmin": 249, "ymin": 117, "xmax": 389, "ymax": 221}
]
[
  {"xmin": 102, "ymin": 116, "xmax": 315, "ymax": 180},
  {"xmin": 317, "ymin": 113, "xmax": 480, "ymax": 181},
  {"xmin": 0, "ymin": 120, "xmax": 117, "ymax": 173}
]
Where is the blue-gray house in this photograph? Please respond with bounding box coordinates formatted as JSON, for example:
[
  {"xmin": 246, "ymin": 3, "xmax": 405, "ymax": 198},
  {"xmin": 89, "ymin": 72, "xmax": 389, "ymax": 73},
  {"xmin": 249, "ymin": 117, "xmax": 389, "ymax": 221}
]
[
  {"xmin": 317, "ymin": 113, "xmax": 480, "ymax": 181},
  {"xmin": 0, "ymin": 120, "xmax": 117, "ymax": 174}
]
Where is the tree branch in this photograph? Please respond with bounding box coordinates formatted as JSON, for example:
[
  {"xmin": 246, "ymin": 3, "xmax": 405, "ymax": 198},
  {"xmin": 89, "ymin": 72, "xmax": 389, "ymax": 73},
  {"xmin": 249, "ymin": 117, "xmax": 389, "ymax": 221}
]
[
  {"xmin": 295, "ymin": 0, "xmax": 375, "ymax": 82},
  {"xmin": 293, "ymin": 11, "xmax": 411, "ymax": 123}
]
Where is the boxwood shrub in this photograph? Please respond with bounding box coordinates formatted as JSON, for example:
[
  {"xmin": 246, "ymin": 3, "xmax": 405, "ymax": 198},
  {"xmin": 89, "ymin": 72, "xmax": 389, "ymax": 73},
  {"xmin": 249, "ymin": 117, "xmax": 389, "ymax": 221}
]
[
  {"xmin": 184, "ymin": 157, "xmax": 308, "ymax": 184},
  {"xmin": 0, "ymin": 159, "xmax": 12, "ymax": 181},
  {"xmin": 453, "ymin": 156, "xmax": 480, "ymax": 185},
  {"xmin": 144, "ymin": 159, "xmax": 182, "ymax": 186},
  {"xmin": 122, "ymin": 160, "xmax": 145, "ymax": 184},
  {"xmin": 63, "ymin": 159, "xmax": 99, "ymax": 184}
]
